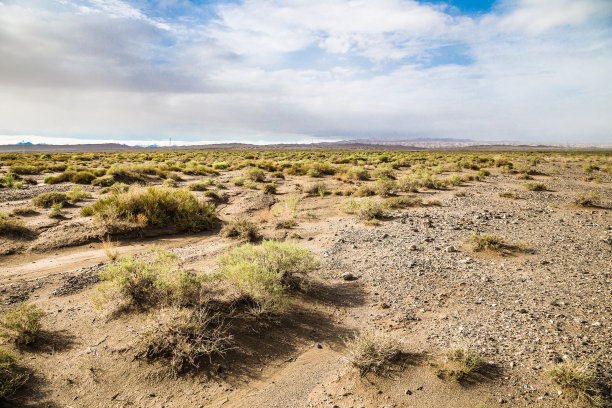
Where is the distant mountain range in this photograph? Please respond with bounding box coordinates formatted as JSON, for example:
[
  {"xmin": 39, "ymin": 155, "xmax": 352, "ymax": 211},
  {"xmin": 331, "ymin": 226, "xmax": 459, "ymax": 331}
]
[{"xmin": 1, "ymin": 138, "xmax": 610, "ymax": 152}]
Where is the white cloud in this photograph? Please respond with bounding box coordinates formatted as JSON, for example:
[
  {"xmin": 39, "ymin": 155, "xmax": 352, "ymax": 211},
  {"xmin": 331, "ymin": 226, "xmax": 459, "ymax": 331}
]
[{"xmin": 0, "ymin": 0, "xmax": 610, "ymax": 143}]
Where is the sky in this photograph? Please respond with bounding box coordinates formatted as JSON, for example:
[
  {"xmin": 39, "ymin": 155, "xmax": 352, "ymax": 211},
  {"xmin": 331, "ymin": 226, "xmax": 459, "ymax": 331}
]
[{"xmin": 0, "ymin": 0, "xmax": 611, "ymax": 145}]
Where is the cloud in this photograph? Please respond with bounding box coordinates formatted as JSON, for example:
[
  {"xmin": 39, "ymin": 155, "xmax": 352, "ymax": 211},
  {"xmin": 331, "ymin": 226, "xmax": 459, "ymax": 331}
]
[{"xmin": 0, "ymin": 0, "xmax": 610, "ymax": 143}]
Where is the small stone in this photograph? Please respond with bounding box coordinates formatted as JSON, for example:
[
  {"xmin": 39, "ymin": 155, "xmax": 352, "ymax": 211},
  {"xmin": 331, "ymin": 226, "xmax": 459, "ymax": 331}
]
[
  {"xmin": 405, "ymin": 389, "xmax": 412, "ymax": 395},
  {"xmin": 445, "ymin": 245, "xmax": 457, "ymax": 253},
  {"xmin": 409, "ymin": 244, "xmax": 418, "ymax": 251},
  {"xmin": 341, "ymin": 272, "xmax": 356, "ymax": 281}
]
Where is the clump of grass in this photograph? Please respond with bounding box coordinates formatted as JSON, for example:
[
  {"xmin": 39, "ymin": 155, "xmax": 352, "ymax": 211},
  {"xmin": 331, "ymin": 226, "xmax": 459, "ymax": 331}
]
[
  {"xmin": 92, "ymin": 175, "xmax": 115, "ymax": 187},
  {"xmin": 468, "ymin": 233, "xmax": 505, "ymax": 251},
  {"xmin": 0, "ymin": 213, "xmax": 30, "ymax": 237},
  {"xmin": 243, "ymin": 181, "xmax": 258, "ymax": 189},
  {"xmin": 346, "ymin": 330, "xmax": 402, "ymax": 377},
  {"xmin": 88, "ymin": 186, "xmax": 217, "ymax": 232},
  {"xmin": 303, "ymin": 181, "xmax": 327, "ymax": 197},
  {"xmin": 276, "ymin": 219, "xmax": 297, "ymax": 229},
  {"xmin": 66, "ymin": 186, "xmax": 92, "ymax": 203},
  {"xmin": 245, "ymin": 167, "xmax": 265, "ymax": 182},
  {"xmin": 547, "ymin": 360, "xmax": 606, "ymax": 407},
  {"xmin": 188, "ymin": 180, "xmax": 209, "ymax": 191},
  {"xmin": 383, "ymin": 196, "xmax": 423, "ymax": 209},
  {"xmin": 221, "ymin": 218, "xmax": 260, "ymax": 242},
  {"xmin": 523, "ymin": 182, "xmax": 549, "ymax": 191},
  {"xmin": 0, "ymin": 304, "xmax": 45, "ymax": 346},
  {"xmin": 134, "ymin": 307, "xmax": 233, "ymax": 376},
  {"xmin": 102, "ymin": 236, "xmax": 119, "ymax": 261},
  {"xmin": 353, "ymin": 184, "xmax": 376, "ymax": 197},
  {"xmin": 468, "ymin": 233, "xmax": 531, "ymax": 254},
  {"xmin": 217, "ymin": 240, "xmax": 319, "ymax": 313},
  {"xmin": 0, "ymin": 349, "xmax": 29, "ymax": 397},
  {"xmin": 262, "ymin": 183, "xmax": 277, "ymax": 195},
  {"xmin": 96, "ymin": 248, "xmax": 204, "ymax": 309},
  {"xmin": 230, "ymin": 176, "xmax": 245, "ymax": 186},
  {"xmin": 435, "ymin": 347, "xmax": 484, "ymax": 383},
  {"xmin": 344, "ymin": 166, "xmax": 369, "ymax": 181},
  {"xmin": 285, "ymin": 195, "xmax": 300, "ymax": 217},
  {"xmin": 498, "ymin": 191, "xmax": 516, "ymax": 199},
  {"xmin": 339, "ymin": 199, "xmax": 385, "ymax": 221},
  {"xmin": 574, "ymin": 191, "xmax": 601, "ymax": 207},
  {"xmin": 10, "ymin": 206, "xmax": 38, "ymax": 216},
  {"xmin": 31, "ymin": 192, "xmax": 69, "ymax": 208},
  {"xmin": 48, "ymin": 203, "xmax": 65, "ymax": 219}
]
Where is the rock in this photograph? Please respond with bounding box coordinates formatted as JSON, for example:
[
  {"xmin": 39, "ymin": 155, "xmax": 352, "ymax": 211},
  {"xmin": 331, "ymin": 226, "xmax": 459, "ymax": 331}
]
[
  {"xmin": 408, "ymin": 244, "xmax": 418, "ymax": 251},
  {"xmin": 445, "ymin": 245, "xmax": 457, "ymax": 252},
  {"xmin": 341, "ymin": 272, "xmax": 356, "ymax": 281}
]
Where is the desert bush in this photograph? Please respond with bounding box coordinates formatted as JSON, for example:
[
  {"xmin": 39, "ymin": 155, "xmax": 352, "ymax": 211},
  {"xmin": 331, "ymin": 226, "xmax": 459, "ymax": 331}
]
[
  {"xmin": 523, "ymin": 182, "xmax": 549, "ymax": 191},
  {"xmin": 275, "ymin": 219, "xmax": 298, "ymax": 229},
  {"xmin": 10, "ymin": 206, "xmax": 38, "ymax": 216},
  {"xmin": 221, "ymin": 218, "xmax": 260, "ymax": 241},
  {"xmin": 188, "ymin": 181, "xmax": 210, "ymax": 191},
  {"xmin": 373, "ymin": 166, "xmax": 395, "ymax": 180},
  {"xmin": 106, "ymin": 164, "xmax": 145, "ymax": 184},
  {"xmin": 212, "ymin": 161, "xmax": 229, "ymax": 169},
  {"xmin": 0, "ymin": 349, "xmax": 28, "ymax": 397},
  {"xmin": 97, "ymin": 248, "xmax": 203, "ymax": 308},
  {"xmin": 134, "ymin": 307, "xmax": 233, "ymax": 375},
  {"xmin": 231, "ymin": 176, "xmax": 245, "ymax": 186},
  {"xmin": 547, "ymin": 360, "xmax": 606, "ymax": 407},
  {"xmin": 303, "ymin": 181, "xmax": 327, "ymax": 197},
  {"xmin": 374, "ymin": 179, "xmax": 397, "ymax": 196},
  {"xmin": 32, "ymin": 192, "xmax": 69, "ymax": 208},
  {"xmin": 396, "ymin": 175, "xmax": 419, "ymax": 193},
  {"xmin": 340, "ymin": 199, "xmax": 384, "ymax": 221},
  {"xmin": 344, "ymin": 166, "xmax": 369, "ymax": 181},
  {"xmin": 581, "ymin": 163, "xmax": 600, "ymax": 173},
  {"xmin": 163, "ymin": 178, "xmax": 177, "ymax": 188},
  {"xmin": 383, "ymin": 196, "xmax": 422, "ymax": 209},
  {"xmin": 270, "ymin": 171, "xmax": 285, "ymax": 179},
  {"xmin": 468, "ymin": 233, "xmax": 505, "ymax": 251},
  {"xmin": 346, "ymin": 330, "xmax": 402, "ymax": 376},
  {"xmin": 0, "ymin": 213, "xmax": 30, "ymax": 237},
  {"xmin": 9, "ymin": 165, "xmax": 41, "ymax": 175},
  {"xmin": 498, "ymin": 191, "xmax": 516, "ymax": 199},
  {"xmin": 0, "ymin": 304, "xmax": 45, "ymax": 346},
  {"xmin": 92, "ymin": 175, "xmax": 115, "ymax": 187},
  {"xmin": 89, "ymin": 187, "xmax": 217, "ymax": 232},
  {"xmin": 48, "ymin": 203, "xmax": 65, "ymax": 219},
  {"xmin": 217, "ymin": 240, "xmax": 318, "ymax": 312},
  {"xmin": 66, "ymin": 186, "xmax": 91, "ymax": 203},
  {"xmin": 353, "ymin": 184, "xmax": 376, "ymax": 197},
  {"xmin": 574, "ymin": 191, "xmax": 601, "ymax": 207},
  {"xmin": 245, "ymin": 168, "xmax": 265, "ymax": 182},
  {"xmin": 262, "ymin": 183, "xmax": 277, "ymax": 194},
  {"xmin": 435, "ymin": 347, "xmax": 484, "ymax": 383}
]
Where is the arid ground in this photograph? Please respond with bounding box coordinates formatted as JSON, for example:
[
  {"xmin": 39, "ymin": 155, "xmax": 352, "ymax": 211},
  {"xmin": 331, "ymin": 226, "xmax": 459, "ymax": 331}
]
[{"xmin": 0, "ymin": 150, "xmax": 610, "ymax": 408}]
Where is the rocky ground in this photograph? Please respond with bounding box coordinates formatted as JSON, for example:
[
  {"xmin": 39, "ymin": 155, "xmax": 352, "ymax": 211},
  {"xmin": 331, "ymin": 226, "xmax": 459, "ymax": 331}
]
[{"xmin": 0, "ymin": 158, "xmax": 610, "ymax": 407}]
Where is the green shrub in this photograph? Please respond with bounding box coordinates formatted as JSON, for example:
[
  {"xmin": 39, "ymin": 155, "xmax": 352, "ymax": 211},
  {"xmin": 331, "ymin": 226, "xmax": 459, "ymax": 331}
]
[
  {"xmin": 435, "ymin": 347, "xmax": 484, "ymax": 383},
  {"xmin": 89, "ymin": 187, "xmax": 217, "ymax": 232},
  {"xmin": 188, "ymin": 181, "xmax": 209, "ymax": 191},
  {"xmin": 468, "ymin": 233, "xmax": 505, "ymax": 251},
  {"xmin": 353, "ymin": 185, "xmax": 376, "ymax": 197},
  {"xmin": 231, "ymin": 176, "xmax": 245, "ymax": 186},
  {"xmin": 217, "ymin": 240, "xmax": 319, "ymax": 312},
  {"xmin": 163, "ymin": 178, "xmax": 177, "ymax": 188},
  {"xmin": 66, "ymin": 186, "xmax": 91, "ymax": 203},
  {"xmin": 10, "ymin": 206, "xmax": 38, "ymax": 216},
  {"xmin": 374, "ymin": 179, "xmax": 397, "ymax": 197},
  {"xmin": 276, "ymin": 219, "xmax": 298, "ymax": 229},
  {"xmin": 32, "ymin": 192, "xmax": 69, "ymax": 208},
  {"xmin": 48, "ymin": 203, "xmax": 65, "ymax": 219},
  {"xmin": 134, "ymin": 307, "xmax": 233, "ymax": 375},
  {"xmin": 344, "ymin": 166, "xmax": 369, "ymax": 181},
  {"xmin": 346, "ymin": 330, "xmax": 402, "ymax": 376},
  {"xmin": 0, "ymin": 349, "xmax": 28, "ymax": 397},
  {"xmin": 97, "ymin": 248, "xmax": 203, "ymax": 308},
  {"xmin": 212, "ymin": 161, "xmax": 229, "ymax": 169},
  {"xmin": 0, "ymin": 304, "xmax": 45, "ymax": 346},
  {"xmin": 72, "ymin": 171, "xmax": 96, "ymax": 184},
  {"xmin": 92, "ymin": 175, "xmax": 115, "ymax": 187},
  {"xmin": 303, "ymin": 181, "xmax": 327, "ymax": 197},
  {"xmin": 245, "ymin": 168, "xmax": 265, "ymax": 182}
]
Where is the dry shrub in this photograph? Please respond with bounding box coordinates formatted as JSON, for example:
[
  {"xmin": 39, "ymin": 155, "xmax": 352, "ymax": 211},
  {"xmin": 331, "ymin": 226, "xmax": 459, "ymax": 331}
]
[
  {"xmin": 547, "ymin": 360, "xmax": 607, "ymax": 407},
  {"xmin": 346, "ymin": 330, "xmax": 402, "ymax": 376},
  {"xmin": 221, "ymin": 218, "xmax": 261, "ymax": 242},
  {"xmin": 134, "ymin": 307, "xmax": 233, "ymax": 375},
  {"xmin": 0, "ymin": 349, "xmax": 28, "ymax": 397},
  {"xmin": 0, "ymin": 213, "xmax": 31, "ymax": 238}
]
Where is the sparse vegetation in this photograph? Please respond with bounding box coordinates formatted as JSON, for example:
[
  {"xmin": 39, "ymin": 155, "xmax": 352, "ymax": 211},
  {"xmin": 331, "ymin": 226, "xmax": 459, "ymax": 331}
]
[
  {"xmin": 523, "ymin": 181, "xmax": 549, "ymax": 191},
  {"xmin": 0, "ymin": 212, "xmax": 30, "ymax": 237},
  {"xmin": 221, "ymin": 218, "xmax": 260, "ymax": 241},
  {"xmin": 88, "ymin": 186, "xmax": 217, "ymax": 232},
  {"xmin": 96, "ymin": 248, "xmax": 204, "ymax": 309},
  {"xmin": 217, "ymin": 240, "xmax": 318, "ymax": 312},
  {"xmin": 32, "ymin": 192, "xmax": 69, "ymax": 208},
  {"xmin": 346, "ymin": 330, "xmax": 402, "ymax": 376},
  {"xmin": 574, "ymin": 191, "xmax": 601, "ymax": 207},
  {"xmin": 547, "ymin": 360, "xmax": 606, "ymax": 407},
  {"xmin": 0, "ymin": 304, "xmax": 45, "ymax": 346},
  {"xmin": 434, "ymin": 347, "xmax": 484, "ymax": 383},
  {"xmin": 498, "ymin": 190, "xmax": 516, "ymax": 199},
  {"xmin": 0, "ymin": 349, "xmax": 29, "ymax": 397},
  {"xmin": 340, "ymin": 199, "xmax": 385, "ymax": 221},
  {"xmin": 134, "ymin": 307, "xmax": 233, "ymax": 375}
]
